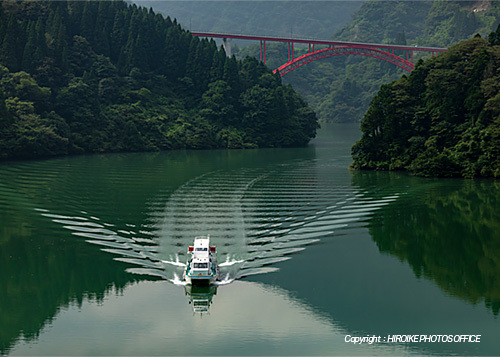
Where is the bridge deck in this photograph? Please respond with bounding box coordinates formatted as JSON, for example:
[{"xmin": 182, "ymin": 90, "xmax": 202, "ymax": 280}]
[
  {"xmin": 191, "ymin": 31, "xmax": 447, "ymax": 53},
  {"xmin": 192, "ymin": 31, "xmax": 447, "ymax": 76}
]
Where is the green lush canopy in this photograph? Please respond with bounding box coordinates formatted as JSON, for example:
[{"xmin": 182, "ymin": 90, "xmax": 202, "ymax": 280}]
[
  {"xmin": 281, "ymin": 0, "xmax": 500, "ymax": 123},
  {"xmin": 351, "ymin": 29, "xmax": 500, "ymax": 178},
  {"xmin": 0, "ymin": 1, "xmax": 318, "ymax": 160}
]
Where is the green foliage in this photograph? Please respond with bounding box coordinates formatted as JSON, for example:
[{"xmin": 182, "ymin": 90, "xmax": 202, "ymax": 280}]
[
  {"xmin": 352, "ymin": 37, "xmax": 500, "ymax": 178},
  {"xmin": 0, "ymin": 1, "xmax": 318, "ymax": 160},
  {"xmin": 489, "ymin": 22, "xmax": 500, "ymax": 45},
  {"xmin": 233, "ymin": 0, "xmax": 500, "ymax": 124}
]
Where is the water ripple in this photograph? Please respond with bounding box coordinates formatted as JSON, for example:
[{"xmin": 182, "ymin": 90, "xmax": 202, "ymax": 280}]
[{"xmin": 38, "ymin": 161, "xmax": 398, "ymax": 286}]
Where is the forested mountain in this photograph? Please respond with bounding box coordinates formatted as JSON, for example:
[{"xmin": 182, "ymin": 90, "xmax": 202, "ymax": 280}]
[
  {"xmin": 217, "ymin": 1, "xmax": 500, "ymax": 122},
  {"xmin": 288, "ymin": 0, "xmax": 500, "ymax": 123},
  {"xmin": 351, "ymin": 30, "xmax": 500, "ymax": 178},
  {"xmin": 336, "ymin": 0, "xmax": 500, "ymax": 46},
  {"xmin": 0, "ymin": 1, "xmax": 318, "ymax": 160},
  {"xmin": 133, "ymin": 1, "xmax": 363, "ymax": 39}
]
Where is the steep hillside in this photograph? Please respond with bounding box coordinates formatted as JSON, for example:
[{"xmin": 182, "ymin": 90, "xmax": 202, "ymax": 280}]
[
  {"xmin": 223, "ymin": 1, "xmax": 500, "ymax": 123},
  {"xmin": 0, "ymin": 1, "xmax": 318, "ymax": 160},
  {"xmin": 351, "ymin": 33, "xmax": 500, "ymax": 178},
  {"xmin": 290, "ymin": 0, "xmax": 500, "ymax": 123}
]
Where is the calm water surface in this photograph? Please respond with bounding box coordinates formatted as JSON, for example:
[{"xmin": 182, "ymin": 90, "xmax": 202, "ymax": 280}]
[{"xmin": 1, "ymin": 123, "xmax": 499, "ymax": 355}]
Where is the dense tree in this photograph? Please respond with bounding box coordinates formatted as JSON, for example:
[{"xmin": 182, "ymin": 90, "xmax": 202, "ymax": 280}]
[
  {"xmin": 351, "ymin": 36, "xmax": 500, "ymax": 178},
  {"xmin": 233, "ymin": 0, "xmax": 500, "ymax": 123},
  {"xmin": 489, "ymin": 22, "xmax": 500, "ymax": 46},
  {"xmin": 0, "ymin": 0, "xmax": 318, "ymax": 160},
  {"xmin": 0, "ymin": 14, "xmax": 22, "ymax": 71}
]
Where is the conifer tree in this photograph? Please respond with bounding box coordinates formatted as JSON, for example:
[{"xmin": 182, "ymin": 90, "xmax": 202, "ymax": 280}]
[
  {"xmin": 54, "ymin": 22, "xmax": 69, "ymax": 71},
  {"xmin": 185, "ymin": 37, "xmax": 205, "ymax": 88},
  {"xmin": 80, "ymin": 1, "xmax": 97, "ymax": 42},
  {"xmin": 110, "ymin": 11, "xmax": 127, "ymax": 63},
  {"xmin": 222, "ymin": 55, "xmax": 241, "ymax": 94},
  {"xmin": 1, "ymin": 14, "xmax": 22, "ymax": 71},
  {"xmin": 163, "ymin": 25, "xmax": 187, "ymax": 79},
  {"xmin": 34, "ymin": 17, "xmax": 47, "ymax": 63},
  {"xmin": 0, "ymin": 0, "xmax": 318, "ymax": 159},
  {"xmin": 209, "ymin": 49, "xmax": 226, "ymax": 82},
  {"xmin": 22, "ymin": 21, "xmax": 37, "ymax": 72},
  {"xmin": 488, "ymin": 23, "xmax": 500, "ymax": 46}
]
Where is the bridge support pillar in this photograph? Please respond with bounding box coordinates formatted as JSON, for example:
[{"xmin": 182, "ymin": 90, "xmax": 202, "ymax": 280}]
[
  {"xmin": 288, "ymin": 42, "xmax": 295, "ymax": 61},
  {"xmin": 222, "ymin": 37, "xmax": 232, "ymax": 57},
  {"xmin": 260, "ymin": 40, "xmax": 266, "ymax": 64}
]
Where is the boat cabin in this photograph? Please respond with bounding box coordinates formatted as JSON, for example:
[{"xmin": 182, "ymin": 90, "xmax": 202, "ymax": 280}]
[{"xmin": 184, "ymin": 236, "xmax": 218, "ymax": 285}]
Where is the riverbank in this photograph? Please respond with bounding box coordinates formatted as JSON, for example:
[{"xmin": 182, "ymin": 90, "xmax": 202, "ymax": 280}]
[
  {"xmin": 0, "ymin": 1, "xmax": 318, "ymax": 161},
  {"xmin": 351, "ymin": 35, "xmax": 500, "ymax": 179}
]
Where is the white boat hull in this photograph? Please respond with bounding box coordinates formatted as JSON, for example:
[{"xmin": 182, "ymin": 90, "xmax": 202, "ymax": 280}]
[{"xmin": 184, "ymin": 271, "xmax": 218, "ymax": 285}]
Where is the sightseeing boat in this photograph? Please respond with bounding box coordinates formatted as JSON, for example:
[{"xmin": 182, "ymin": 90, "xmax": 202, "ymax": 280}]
[{"xmin": 183, "ymin": 236, "xmax": 219, "ymax": 285}]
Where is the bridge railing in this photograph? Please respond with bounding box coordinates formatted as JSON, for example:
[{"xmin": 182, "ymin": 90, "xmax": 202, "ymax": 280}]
[{"xmin": 191, "ymin": 31, "xmax": 447, "ymax": 75}]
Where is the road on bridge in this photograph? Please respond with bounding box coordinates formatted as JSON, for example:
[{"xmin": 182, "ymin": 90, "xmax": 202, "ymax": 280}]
[{"xmin": 192, "ymin": 31, "xmax": 447, "ymax": 76}]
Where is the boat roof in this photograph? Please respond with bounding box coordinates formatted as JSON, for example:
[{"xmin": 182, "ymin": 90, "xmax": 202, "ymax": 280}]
[{"xmin": 194, "ymin": 236, "xmax": 210, "ymax": 248}]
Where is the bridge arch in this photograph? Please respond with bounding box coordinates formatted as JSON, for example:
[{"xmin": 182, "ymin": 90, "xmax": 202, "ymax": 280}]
[
  {"xmin": 275, "ymin": 46, "xmax": 415, "ymax": 77},
  {"xmin": 191, "ymin": 32, "xmax": 446, "ymax": 76}
]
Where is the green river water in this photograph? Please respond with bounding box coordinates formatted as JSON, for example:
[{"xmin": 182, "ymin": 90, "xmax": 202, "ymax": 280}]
[{"xmin": 1, "ymin": 123, "xmax": 499, "ymax": 355}]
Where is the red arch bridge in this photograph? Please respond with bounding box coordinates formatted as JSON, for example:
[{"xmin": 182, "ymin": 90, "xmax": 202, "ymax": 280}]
[{"xmin": 191, "ymin": 32, "xmax": 447, "ymax": 76}]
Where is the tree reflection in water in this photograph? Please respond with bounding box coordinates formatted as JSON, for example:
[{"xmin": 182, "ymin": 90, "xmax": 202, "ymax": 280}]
[{"xmin": 353, "ymin": 171, "xmax": 500, "ymax": 315}]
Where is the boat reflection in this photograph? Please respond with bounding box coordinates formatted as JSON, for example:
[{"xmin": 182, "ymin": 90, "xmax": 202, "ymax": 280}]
[{"xmin": 184, "ymin": 284, "xmax": 218, "ymax": 314}]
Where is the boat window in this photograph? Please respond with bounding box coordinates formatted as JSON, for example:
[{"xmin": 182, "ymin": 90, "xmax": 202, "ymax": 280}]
[{"xmin": 193, "ymin": 263, "xmax": 208, "ymax": 269}]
